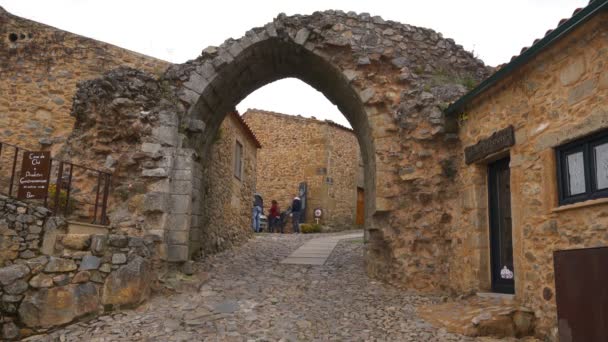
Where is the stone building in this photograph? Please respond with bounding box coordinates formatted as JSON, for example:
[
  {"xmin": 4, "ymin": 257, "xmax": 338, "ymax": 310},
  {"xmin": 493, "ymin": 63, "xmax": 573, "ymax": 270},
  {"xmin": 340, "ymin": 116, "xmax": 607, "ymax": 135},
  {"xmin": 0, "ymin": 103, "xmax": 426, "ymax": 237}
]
[
  {"xmin": 196, "ymin": 111, "xmax": 260, "ymax": 257},
  {"xmin": 243, "ymin": 109, "xmax": 363, "ymax": 230},
  {"xmin": 446, "ymin": 1, "xmax": 608, "ymax": 338},
  {"xmin": 0, "ymin": 6, "xmax": 169, "ymax": 152}
]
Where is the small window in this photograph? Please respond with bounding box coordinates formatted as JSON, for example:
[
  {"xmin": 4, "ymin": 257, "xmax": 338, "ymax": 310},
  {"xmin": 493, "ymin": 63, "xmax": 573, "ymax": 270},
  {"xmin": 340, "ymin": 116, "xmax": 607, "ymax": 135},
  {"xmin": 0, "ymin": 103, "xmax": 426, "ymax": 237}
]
[
  {"xmin": 234, "ymin": 141, "xmax": 243, "ymax": 180},
  {"xmin": 557, "ymin": 129, "xmax": 608, "ymax": 205}
]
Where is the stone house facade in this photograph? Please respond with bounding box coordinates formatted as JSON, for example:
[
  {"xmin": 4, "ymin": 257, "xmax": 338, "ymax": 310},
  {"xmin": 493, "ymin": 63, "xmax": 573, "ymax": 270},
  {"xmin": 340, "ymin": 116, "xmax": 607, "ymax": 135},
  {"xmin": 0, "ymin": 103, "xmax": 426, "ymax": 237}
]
[
  {"xmin": 243, "ymin": 109, "xmax": 364, "ymax": 230},
  {"xmin": 196, "ymin": 111, "xmax": 260, "ymax": 257},
  {"xmin": 446, "ymin": 1, "xmax": 608, "ymax": 338}
]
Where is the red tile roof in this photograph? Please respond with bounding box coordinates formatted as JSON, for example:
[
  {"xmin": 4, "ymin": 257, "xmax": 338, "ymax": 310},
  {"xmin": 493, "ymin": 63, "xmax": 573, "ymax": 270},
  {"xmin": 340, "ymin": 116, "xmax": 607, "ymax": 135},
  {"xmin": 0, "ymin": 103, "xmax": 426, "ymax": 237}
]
[
  {"xmin": 446, "ymin": 0, "xmax": 607, "ymax": 115},
  {"xmin": 229, "ymin": 110, "xmax": 262, "ymax": 148}
]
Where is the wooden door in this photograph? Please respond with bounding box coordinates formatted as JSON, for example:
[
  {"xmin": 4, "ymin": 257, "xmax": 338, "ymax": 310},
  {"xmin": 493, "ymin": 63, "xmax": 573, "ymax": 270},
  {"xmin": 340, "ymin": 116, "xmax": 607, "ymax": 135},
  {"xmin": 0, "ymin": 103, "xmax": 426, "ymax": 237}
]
[
  {"xmin": 356, "ymin": 187, "xmax": 364, "ymax": 225},
  {"xmin": 488, "ymin": 157, "xmax": 515, "ymax": 294}
]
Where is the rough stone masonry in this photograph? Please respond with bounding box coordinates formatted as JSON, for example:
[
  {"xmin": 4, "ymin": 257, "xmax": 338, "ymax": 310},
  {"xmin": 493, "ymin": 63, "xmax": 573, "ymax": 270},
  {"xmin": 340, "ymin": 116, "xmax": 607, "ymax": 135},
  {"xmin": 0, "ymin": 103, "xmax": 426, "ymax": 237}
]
[{"xmin": 59, "ymin": 10, "xmax": 492, "ymax": 294}]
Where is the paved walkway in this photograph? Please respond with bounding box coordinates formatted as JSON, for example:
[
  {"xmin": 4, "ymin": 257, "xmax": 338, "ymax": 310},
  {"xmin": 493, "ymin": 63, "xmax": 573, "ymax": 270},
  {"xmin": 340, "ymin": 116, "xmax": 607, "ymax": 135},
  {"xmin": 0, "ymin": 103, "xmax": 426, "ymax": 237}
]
[
  {"xmin": 25, "ymin": 231, "xmax": 514, "ymax": 341},
  {"xmin": 281, "ymin": 232, "xmax": 363, "ymax": 265}
]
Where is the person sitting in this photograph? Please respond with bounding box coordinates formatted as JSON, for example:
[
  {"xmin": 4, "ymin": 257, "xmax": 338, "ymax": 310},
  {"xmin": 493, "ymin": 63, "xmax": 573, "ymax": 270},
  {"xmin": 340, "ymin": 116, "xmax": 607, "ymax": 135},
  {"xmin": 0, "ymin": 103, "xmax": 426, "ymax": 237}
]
[{"xmin": 268, "ymin": 200, "xmax": 280, "ymax": 233}]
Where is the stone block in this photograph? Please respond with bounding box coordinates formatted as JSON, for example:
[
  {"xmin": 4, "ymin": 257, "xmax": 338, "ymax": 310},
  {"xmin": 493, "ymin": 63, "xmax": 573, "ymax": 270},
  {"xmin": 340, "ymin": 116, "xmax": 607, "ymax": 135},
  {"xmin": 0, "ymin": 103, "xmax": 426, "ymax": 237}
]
[
  {"xmin": 158, "ymin": 111, "xmax": 179, "ymax": 127},
  {"xmin": 101, "ymin": 256, "xmax": 151, "ymax": 307},
  {"xmin": 29, "ymin": 273, "xmax": 53, "ymax": 288},
  {"xmin": 108, "ymin": 234, "xmax": 129, "ymax": 248},
  {"xmin": 184, "ymin": 71, "xmax": 210, "ymax": 94},
  {"xmin": 141, "ymin": 142, "xmax": 162, "ymax": 154},
  {"xmin": 99, "ymin": 263, "xmax": 112, "ymax": 273},
  {"xmin": 128, "ymin": 237, "xmax": 144, "ymax": 247},
  {"xmin": 167, "ymin": 244, "xmax": 188, "ymax": 262},
  {"xmin": 559, "ymin": 56, "xmax": 585, "ymax": 85},
  {"xmin": 5, "ymin": 279, "xmax": 28, "ymax": 294},
  {"xmin": 167, "ymin": 214, "xmax": 190, "ymax": 231},
  {"xmin": 142, "ymin": 168, "xmax": 168, "ymax": 178},
  {"xmin": 72, "ymin": 271, "xmax": 91, "ymax": 284},
  {"xmin": 90, "ymin": 235, "xmax": 107, "ymax": 256},
  {"xmin": 184, "ymin": 118, "xmax": 206, "ymax": 133},
  {"xmin": 171, "ymin": 195, "xmax": 192, "ymax": 214},
  {"xmin": 2, "ymin": 322, "xmax": 19, "ymax": 340},
  {"xmin": 143, "ymin": 192, "xmax": 170, "ymax": 213},
  {"xmin": 111, "ymin": 253, "xmax": 127, "ymax": 264},
  {"xmin": 168, "ymin": 230, "xmax": 189, "ymax": 245},
  {"xmin": 359, "ymin": 88, "xmax": 375, "ymax": 103},
  {"xmin": 25, "ymin": 255, "xmax": 48, "ymax": 274},
  {"xmin": 80, "ymin": 255, "xmax": 101, "ymax": 271},
  {"xmin": 44, "ymin": 257, "xmax": 77, "ymax": 273},
  {"xmin": 196, "ymin": 62, "xmax": 216, "ymax": 79},
  {"xmin": 18, "ymin": 283, "xmax": 100, "ymax": 328},
  {"xmin": 172, "ymin": 181, "xmax": 193, "ymax": 195},
  {"xmin": 0, "ymin": 264, "xmax": 30, "ymax": 285},
  {"xmin": 178, "ymin": 88, "xmax": 200, "ymax": 105},
  {"xmin": 294, "ymin": 28, "xmax": 310, "ymax": 45},
  {"xmin": 568, "ymin": 78, "xmax": 597, "ymax": 105},
  {"xmin": 61, "ymin": 234, "xmax": 90, "ymax": 250},
  {"xmin": 152, "ymin": 126, "xmax": 179, "ymax": 147},
  {"xmin": 173, "ymin": 169, "xmax": 193, "ymax": 180}
]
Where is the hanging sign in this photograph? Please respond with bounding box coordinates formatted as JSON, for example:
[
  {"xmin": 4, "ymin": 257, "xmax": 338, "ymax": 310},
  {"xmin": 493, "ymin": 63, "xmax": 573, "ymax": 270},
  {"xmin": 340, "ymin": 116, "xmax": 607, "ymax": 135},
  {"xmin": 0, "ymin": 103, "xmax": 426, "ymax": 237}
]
[{"xmin": 17, "ymin": 151, "xmax": 51, "ymax": 200}]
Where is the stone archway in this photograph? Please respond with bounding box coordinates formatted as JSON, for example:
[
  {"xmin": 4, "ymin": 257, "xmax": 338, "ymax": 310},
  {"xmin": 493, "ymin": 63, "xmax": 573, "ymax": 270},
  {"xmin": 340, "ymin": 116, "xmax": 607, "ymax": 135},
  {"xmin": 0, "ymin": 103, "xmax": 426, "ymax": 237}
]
[
  {"xmin": 159, "ymin": 11, "xmax": 490, "ymax": 292},
  {"xmin": 65, "ymin": 10, "xmax": 491, "ymax": 293}
]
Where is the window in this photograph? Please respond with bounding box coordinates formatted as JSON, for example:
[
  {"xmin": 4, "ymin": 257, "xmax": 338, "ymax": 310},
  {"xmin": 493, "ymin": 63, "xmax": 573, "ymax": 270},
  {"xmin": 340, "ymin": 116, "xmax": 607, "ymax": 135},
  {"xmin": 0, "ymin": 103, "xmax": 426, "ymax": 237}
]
[
  {"xmin": 557, "ymin": 129, "xmax": 608, "ymax": 205},
  {"xmin": 234, "ymin": 141, "xmax": 243, "ymax": 180}
]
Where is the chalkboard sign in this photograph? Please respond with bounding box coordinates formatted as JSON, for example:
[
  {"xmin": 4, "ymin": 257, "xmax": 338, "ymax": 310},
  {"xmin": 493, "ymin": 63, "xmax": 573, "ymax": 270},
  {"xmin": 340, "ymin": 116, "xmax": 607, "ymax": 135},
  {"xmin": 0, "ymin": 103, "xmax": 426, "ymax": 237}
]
[{"xmin": 17, "ymin": 151, "xmax": 51, "ymax": 200}]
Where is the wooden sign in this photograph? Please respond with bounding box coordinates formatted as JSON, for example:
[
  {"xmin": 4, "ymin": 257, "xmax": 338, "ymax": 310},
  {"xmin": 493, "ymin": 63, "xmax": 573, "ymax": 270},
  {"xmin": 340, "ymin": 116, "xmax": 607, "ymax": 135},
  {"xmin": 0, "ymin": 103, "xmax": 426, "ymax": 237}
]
[
  {"xmin": 464, "ymin": 126, "xmax": 515, "ymax": 164},
  {"xmin": 17, "ymin": 151, "xmax": 51, "ymax": 200}
]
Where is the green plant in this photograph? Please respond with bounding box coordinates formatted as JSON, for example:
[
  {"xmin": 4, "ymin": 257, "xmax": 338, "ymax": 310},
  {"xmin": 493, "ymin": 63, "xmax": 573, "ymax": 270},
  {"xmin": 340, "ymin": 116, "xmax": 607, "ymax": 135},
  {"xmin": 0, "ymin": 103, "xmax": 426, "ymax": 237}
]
[
  {"xmin": 300, "ymin": 223, "xmax": 322, "ymax": 234},
  {"xmin": 460, "ymin": 76, "xmax": 477, "ymax": 91},
  {"xmin": 47, "ymin": 183, "xmax": 78, "ymax": 214}
]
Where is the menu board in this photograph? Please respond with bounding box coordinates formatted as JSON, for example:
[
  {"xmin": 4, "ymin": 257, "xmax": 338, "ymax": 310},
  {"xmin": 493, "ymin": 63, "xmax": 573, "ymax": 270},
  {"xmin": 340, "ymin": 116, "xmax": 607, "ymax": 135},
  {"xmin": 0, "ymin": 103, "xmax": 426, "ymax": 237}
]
[{"xmin": 17, "ymin": 151, "xmax": 51, "ymax": 200}]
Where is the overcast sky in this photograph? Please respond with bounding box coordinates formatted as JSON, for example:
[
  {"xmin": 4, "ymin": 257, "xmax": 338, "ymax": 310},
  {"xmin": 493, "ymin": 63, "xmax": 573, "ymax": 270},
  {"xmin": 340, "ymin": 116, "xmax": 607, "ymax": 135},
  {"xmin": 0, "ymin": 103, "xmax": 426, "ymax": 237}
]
[{"xmin": 2, "ymin": 0, "xmax": 589, "ymax": 127}]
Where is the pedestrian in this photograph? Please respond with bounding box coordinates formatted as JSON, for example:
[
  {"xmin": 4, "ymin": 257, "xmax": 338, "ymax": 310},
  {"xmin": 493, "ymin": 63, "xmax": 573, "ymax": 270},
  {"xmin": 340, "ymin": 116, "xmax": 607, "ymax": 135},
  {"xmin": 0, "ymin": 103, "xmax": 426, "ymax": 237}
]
[
  {"xmin": 290, "ymin": 196, "xmax": 302, "ymax": 233},
  {"xmin": 268, "ymin": 200, "xmax": 280, "ymax": 233},
  {"xmin": 252, "ymin": 193, "xmax": 263, "ymax": 233}
]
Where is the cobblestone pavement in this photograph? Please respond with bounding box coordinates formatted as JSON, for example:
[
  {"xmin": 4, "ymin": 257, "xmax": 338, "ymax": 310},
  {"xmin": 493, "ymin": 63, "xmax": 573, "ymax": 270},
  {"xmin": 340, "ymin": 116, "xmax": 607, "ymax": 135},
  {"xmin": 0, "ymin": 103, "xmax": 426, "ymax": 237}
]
[{"xmin": 25, "ymin": 232, "xmax": 508, "ymax": 341}]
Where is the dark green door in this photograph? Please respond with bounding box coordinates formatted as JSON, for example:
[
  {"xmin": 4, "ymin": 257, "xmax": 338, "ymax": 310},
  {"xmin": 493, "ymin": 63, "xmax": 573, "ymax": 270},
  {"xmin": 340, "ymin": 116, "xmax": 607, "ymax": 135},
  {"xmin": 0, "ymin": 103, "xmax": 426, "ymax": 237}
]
[{"xmin": 488, "ymin": 157, "xmax": 515, "ymax": 294}]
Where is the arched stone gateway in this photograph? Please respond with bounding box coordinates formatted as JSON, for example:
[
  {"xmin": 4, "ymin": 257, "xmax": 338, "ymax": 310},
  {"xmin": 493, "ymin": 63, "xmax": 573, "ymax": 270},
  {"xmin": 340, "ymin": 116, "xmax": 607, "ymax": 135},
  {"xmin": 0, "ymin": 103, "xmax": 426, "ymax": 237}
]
[{"xmin": 65, "ymin": 11, "xmax": 491, "ymax": 293}]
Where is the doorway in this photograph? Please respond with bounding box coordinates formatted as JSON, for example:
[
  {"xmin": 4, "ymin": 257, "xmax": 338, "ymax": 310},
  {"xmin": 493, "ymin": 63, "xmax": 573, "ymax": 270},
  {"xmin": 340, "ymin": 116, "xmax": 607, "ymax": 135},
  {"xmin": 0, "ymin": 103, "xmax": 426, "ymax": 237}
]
[
  {"xmin": 488, "ymin": 157, "xmax": 514, "ymax": 294},
  {"xmin": 356, "ymin": 187, "xmax": 364, "ymax": 225}
]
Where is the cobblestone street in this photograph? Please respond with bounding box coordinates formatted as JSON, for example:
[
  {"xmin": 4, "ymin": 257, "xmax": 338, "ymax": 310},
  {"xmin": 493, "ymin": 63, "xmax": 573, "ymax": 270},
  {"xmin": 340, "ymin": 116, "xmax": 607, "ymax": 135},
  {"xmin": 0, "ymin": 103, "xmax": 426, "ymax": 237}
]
[{"xmin": 26, "ymin": 232, "xmax": 495, "ymax": 341}]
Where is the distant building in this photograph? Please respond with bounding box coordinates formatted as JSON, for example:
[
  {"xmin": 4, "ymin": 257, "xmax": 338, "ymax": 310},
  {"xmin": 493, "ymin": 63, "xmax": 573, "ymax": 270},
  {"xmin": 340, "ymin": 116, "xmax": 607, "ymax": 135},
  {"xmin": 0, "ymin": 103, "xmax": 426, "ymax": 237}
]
[
  {"xmin": 243, "ymin": 109, "xmax": 364, "ymax": 230},
  {"xmin": 196, "ymin": 111, "xmax": 261, "ymax": 257}
]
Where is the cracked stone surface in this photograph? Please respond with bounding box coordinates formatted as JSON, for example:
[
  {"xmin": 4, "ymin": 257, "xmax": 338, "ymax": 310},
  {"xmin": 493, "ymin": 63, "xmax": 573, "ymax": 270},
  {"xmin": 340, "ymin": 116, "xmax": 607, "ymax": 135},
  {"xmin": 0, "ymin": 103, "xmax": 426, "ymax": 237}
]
[{"xmin": 23, "ymin": 232, "xmax": 520, "ymax": 341}]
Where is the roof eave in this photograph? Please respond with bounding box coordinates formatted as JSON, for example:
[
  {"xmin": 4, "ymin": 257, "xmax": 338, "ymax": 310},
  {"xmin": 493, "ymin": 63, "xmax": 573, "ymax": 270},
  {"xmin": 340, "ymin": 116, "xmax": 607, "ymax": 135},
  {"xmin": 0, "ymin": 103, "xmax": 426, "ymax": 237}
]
[{"xmin": 445, "ymin": 0, "xmax": 608, "ymax": 117}]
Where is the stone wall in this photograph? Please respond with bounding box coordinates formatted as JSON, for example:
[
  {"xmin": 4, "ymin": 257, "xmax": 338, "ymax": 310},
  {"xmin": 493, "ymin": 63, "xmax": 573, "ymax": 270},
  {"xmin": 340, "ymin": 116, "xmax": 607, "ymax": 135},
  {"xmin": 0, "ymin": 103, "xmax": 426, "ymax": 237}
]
[
  {"xmin": 0, "ymin": 194, "xmax": 161, "ymax": 340},
  {"xmin": 196, "ymin": 112, "xmax": 258, "ymax": 257},
  {"xmin": 451, "ymin": 11, "xmax": 608, "ymax": 339},
  {"xmin": 243, "ymin": 109, "xmax": 362, "ymax": 229},
  {"xmin": 0, "ymin": 6, "xmax": 169, "ymax": 152}
]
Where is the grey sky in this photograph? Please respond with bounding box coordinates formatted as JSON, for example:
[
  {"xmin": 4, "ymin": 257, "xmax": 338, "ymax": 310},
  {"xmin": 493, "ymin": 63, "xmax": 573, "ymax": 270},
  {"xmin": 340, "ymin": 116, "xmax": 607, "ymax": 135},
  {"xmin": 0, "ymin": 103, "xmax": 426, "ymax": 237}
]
[{"xmin": 2, "ymin": 0, "xmax": 589, "ymax": 127}]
